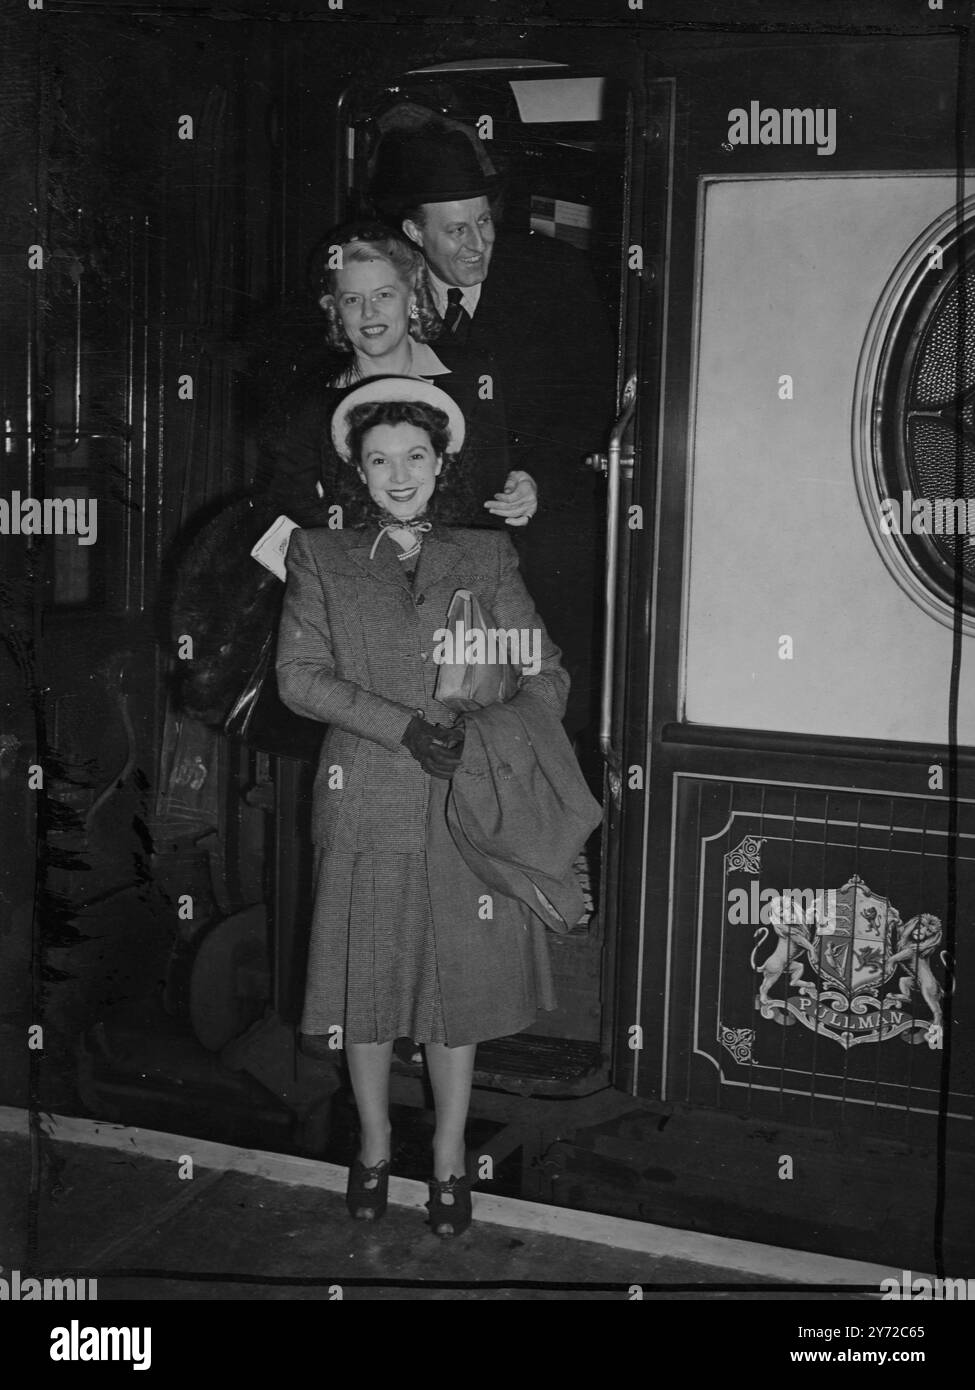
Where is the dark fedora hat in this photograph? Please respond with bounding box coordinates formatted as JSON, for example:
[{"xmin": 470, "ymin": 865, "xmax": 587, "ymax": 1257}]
[{"xmin": 369, "ymin": 123, "xmax": 503, "ymax": 218}]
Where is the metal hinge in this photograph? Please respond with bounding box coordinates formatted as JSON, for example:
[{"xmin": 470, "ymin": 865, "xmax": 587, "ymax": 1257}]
[{"xmin": 585, "ymin": 452, "xmax": 634, "ymax": 478}]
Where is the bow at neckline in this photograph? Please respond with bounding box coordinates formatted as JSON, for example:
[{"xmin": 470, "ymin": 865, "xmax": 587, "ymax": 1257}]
[{"xmin": 368, "ymin": 515, "xmax": 433, "ymax": 561}]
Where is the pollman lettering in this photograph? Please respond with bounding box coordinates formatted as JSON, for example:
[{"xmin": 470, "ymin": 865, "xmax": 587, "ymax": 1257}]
[
  {"xmin": 726, "ymin": 102, "xmax": 837, "ymax": 155},
  {"xmin": 431, "ymin": 620, "xmax": 540, "ymax": 676},
  {"xmin": 50, "ymin": 1320, "xmax": 151, "ymax": 1371},
  {"xmin": 0, "ymin": 491, "xmax": 98, "ymax": 545}
]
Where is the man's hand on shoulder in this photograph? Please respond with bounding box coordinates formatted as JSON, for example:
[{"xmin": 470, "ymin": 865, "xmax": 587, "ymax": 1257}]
[{"xmin": 483, "ymin": 470, "xmax": 538, "ymax": 526}]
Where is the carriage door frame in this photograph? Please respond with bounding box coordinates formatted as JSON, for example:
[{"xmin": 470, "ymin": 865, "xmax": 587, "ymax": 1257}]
[
  {"xmin": 618, "ymin": 156, "xmax": 975, "ymax": 1133},
  {"xmin": 600, "ymin": 72, "xmax": 676, "ymax": 1089},
  {"xmin": 327, "ymin": 65, "xmax": 676, "ymax": 1082}
]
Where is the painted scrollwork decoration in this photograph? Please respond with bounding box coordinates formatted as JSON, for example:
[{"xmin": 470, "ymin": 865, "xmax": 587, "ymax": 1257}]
[
  {"xmin": 719, "ymin": 1023, "xmax": 755, "ymax": 1065},
  {"xmin": 725, "ymin": 834, "xmax": 765, "ymax": 875}
]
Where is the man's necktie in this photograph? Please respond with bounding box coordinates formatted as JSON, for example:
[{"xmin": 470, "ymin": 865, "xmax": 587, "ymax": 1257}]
[{"xmin": 442, "ymin": 287, "xmax": 471, "ymax": 342}]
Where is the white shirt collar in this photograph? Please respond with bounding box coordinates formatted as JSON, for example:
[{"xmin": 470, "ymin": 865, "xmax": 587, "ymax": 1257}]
[
  {"xmin": 409, "ymin": 341, "xmax": 451, "ymax": 377},
  {"xmin": 428, "ymin": 269, "xmax": 482, "ymax": 318},
  {"xmin": 334, "ymin": 340, "xmax": 450, "ymax": 388}
]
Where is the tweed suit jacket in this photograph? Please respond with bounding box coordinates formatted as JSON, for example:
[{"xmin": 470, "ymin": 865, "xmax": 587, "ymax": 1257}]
[{"xmin": 275, "ymin": 524, "xmax": 569, "ymax": 855}]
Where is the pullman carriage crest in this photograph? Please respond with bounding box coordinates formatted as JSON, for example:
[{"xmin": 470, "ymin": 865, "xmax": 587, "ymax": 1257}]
[{"xmin": 748, "ymin": 873, "xmax": 947, "ymax": 1051}]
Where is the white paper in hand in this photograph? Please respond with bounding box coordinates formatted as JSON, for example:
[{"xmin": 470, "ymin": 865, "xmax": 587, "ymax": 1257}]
[{"xmin": 250, "ymin": 515, "xmax": 299, "ymax": 582}]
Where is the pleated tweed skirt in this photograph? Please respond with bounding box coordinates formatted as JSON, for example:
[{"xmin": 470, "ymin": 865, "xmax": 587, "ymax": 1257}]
[{"xmin": 301, "ymin": 848, "xmax": 448, "ymax": 1044}]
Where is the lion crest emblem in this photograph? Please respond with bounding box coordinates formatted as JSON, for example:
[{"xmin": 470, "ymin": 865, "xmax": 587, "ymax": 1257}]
[{"xmin": 750, "ymin": 876, "xmax": 948, "ymax": 1050}]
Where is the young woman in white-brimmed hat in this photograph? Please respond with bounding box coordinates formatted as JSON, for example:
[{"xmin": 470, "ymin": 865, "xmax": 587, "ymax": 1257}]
[{"xmin": 276, "ymin": 378, "xmax": 567, "ymax": 1237}]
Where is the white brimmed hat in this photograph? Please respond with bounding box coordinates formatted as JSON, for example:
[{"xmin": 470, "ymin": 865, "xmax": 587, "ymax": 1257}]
[{"xmin": 330, "ymin": 376, "xmax": 466, "ymax": 461}]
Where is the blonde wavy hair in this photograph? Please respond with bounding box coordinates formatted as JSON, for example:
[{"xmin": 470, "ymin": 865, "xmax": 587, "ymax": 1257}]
[{"xmin": 311, "ymin": 221, "xmax": 442, "ymax": 351}]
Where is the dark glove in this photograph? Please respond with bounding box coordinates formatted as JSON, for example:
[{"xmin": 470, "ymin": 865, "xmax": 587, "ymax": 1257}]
[{"xmin": 401, "ymin": 715, "xmax": 465, "ymax": 779}]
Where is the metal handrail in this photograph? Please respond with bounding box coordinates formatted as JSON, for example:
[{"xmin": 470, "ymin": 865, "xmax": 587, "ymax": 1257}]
[{"xmin": 598, "ymin": 376, "xmax": 637, "ymax": 765}]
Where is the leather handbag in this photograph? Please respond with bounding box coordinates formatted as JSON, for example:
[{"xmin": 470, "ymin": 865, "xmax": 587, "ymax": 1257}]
[
  {"xmin": 434, "ymin": 588, "xmax": 522, "ymax": 712},
  {"xmin": 223, "ymin": 631, "xmax": 324, "ymax": 763}
]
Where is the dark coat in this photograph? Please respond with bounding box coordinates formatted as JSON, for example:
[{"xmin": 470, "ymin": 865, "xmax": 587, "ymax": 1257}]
[
  {"xmin": 441, "ymin": 233, "xmax": 617, "ymax": 734},
  {"xmin": 451, "ymin": 232, "xmax": 616, "ymax": 511},
  {"xmin": 275, "ymin": 523, "xmax": 570, "ymax": 1044}
]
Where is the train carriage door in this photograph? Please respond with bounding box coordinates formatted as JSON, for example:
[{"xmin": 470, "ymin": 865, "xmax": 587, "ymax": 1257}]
[
  {"xmin": 328, "ymin": 62, "xmax": 674, "ymax": 1088},
  {"xmin": 624, "ymin": 150, "xmax": 975, "ymax": 1162}
]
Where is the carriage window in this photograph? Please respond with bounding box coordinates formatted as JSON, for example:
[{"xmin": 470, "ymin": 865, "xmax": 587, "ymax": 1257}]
[{"xmin": 863, "ymin": 210, "xmax": 975, "ymax": 630}]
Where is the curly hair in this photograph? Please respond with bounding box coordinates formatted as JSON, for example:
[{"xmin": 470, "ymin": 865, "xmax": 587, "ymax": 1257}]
[
  {"xmin": 309, "ymin": 221, "xmax": 442, "ymax": 351},
  {"xmin": 331, "ymin": 399, "xmax": 475, "ymax": 528}
]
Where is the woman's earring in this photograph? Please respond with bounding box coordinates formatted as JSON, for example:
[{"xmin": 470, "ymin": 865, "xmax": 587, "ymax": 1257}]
[{"xmin": 409, "ymin": 303, "xmax": 419, "ymax": 319}]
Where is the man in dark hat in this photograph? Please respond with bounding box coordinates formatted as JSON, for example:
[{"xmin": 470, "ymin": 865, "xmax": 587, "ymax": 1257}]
[
  {"xmin": 369, "ymin": 121, "xmax": 615, "ymax": 746},
  {"xmin": 369, "ymin": 125, "xmax": 504, "ymax": 328}
]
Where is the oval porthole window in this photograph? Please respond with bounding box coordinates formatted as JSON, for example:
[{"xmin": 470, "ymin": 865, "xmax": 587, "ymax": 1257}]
[{"xmin": 854, "ymin": 202, "xmax": 975, "ymax": 635}]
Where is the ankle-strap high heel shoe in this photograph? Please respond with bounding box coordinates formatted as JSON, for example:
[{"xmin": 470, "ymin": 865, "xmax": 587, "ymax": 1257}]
[
  {"xmin": 346, "ymin": 1157, "xmax": 390, "ymax": 1221},
  {"xmin": 426, "ymin": 1172, "xmax": 472, "ymax": 1238}
]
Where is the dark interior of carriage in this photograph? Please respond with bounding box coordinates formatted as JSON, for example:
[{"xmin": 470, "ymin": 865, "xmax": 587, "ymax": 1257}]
[{"xmin": 0, "ymin": 44, "xmax": 631, "ymax": 1210}]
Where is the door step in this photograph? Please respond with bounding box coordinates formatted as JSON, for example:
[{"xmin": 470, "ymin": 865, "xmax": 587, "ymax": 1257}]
[{"xmin": 393, "ymin": 1033, "xmax": 606, "ymax": 1097}]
